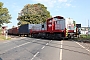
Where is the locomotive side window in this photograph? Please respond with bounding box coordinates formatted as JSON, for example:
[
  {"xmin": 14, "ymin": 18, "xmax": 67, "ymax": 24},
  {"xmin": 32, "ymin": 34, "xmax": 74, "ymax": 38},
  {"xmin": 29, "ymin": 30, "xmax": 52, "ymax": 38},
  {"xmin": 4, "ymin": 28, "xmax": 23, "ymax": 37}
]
[
  {"xmin": 42, "ymin": 24, "xmax": 44, "ymax": 28},
  {"xmin": 48, "ymin": 20, "xmax": 52, "ymax": 23},
  {"xmin": 55, "ymin": 21, "xmax": 57, "ymax": 24},
  {"xmin": 54, "ymin": 18, "xmax": 57, "ymax": 20},
  {"xmin": 68, "ymin": 26, "xmax": 71, "ymax": 29}
]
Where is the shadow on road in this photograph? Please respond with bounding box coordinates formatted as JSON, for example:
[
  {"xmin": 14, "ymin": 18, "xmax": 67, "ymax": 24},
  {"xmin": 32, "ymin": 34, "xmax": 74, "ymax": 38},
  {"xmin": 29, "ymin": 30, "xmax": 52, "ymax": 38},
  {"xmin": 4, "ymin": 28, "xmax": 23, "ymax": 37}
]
[
  {"xmin": 28, "ymin": 39, "xmax": 90, "ymax": 56},
  {"xmin": 9, "ymin": 36, "xmax": 90, "ymax": 56},
  {"xmin": 28, "ymin": 37, "xmax": 62, "ymax": 41}
]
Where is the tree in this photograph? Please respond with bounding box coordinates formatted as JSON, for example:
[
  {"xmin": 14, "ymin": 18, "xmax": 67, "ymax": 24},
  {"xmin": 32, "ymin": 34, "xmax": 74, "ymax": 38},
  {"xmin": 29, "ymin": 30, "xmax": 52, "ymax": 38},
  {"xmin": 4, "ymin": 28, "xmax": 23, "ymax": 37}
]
[
  {"xmin": 17, "ymin": 3, "xmax": 51, "ymax": 25},
  {"xmin": 0, "ymin": 2, "xmax": 11, "ymax": 27},
  {"xmin": 73, "ymin": 20, "xmax": 76, "ymax": 27}
]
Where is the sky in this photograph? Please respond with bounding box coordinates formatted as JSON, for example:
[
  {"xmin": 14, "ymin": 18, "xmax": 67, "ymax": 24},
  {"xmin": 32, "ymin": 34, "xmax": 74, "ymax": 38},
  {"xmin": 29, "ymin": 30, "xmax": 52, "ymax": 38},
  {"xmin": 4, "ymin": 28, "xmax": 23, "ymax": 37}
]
[{"xmin": 0, "ymin": 0, "xmax": 90, "ymax": 28}]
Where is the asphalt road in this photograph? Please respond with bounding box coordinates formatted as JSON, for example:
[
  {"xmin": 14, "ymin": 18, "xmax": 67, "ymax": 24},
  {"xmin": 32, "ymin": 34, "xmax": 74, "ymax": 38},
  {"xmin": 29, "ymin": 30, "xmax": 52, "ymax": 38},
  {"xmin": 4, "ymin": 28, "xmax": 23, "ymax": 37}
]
[{"xmin": 0, "ymin": 37, "xmax": 90, "ymax": 60}]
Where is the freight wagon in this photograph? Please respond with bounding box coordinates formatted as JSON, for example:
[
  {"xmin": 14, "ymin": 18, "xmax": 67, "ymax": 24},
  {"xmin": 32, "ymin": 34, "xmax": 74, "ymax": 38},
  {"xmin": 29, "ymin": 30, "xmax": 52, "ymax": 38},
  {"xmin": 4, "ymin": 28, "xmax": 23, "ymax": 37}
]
[
  {"xmin": 8, "ymin": 27, "xmax": 18, "ymax": 35},
  {"xmin": 8, "ymin": 28, "xmax": 13, "ymax": 35},
  {"xmin": 31, "ymin": 16, "xmax": 76, "ymax": 39},
  {"xmin": 18, "ymin": 24, "xmax": 35, "ymax": 36},
  {"xmin": 12, "ymin": 27, "xmax": 18, "ymax": 35}
]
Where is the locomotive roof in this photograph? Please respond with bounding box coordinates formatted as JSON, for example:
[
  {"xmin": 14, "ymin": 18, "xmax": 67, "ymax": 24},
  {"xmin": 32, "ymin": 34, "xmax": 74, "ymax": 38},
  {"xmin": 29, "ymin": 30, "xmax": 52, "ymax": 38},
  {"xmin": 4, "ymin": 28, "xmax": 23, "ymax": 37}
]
[{"xmin": 47, "ymin": 16, "xmax": 64, "ymax": 20}]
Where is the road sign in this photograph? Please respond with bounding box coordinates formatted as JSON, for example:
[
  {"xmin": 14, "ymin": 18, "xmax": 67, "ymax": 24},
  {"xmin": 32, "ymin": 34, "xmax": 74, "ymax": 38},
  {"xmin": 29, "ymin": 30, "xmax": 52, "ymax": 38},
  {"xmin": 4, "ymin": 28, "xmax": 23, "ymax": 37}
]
[{"xmin": 76, "ymin": 24, "xmax": 81, "ymax": 28}]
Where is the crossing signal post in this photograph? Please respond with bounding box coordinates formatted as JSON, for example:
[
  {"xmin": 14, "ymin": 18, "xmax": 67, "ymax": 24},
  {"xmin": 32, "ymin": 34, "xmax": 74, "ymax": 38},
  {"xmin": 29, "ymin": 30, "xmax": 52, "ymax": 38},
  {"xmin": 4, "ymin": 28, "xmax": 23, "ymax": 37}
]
[
  {"xmin": 76, "ymin": 24, "xmax": 81, "ymax": 38},
  {"xmin": 2, "ymin": 26, "xmax": 8, "ymax": 39}
]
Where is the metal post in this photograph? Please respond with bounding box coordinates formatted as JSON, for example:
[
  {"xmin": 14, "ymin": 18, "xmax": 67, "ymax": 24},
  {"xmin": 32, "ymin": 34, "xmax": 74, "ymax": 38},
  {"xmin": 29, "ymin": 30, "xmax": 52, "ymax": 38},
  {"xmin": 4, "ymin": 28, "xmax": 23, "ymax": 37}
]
[
  {"xmin": 5, "ymin": 29, "xmax": 8, "ymax": 40},
  {"xmin": 88, "ymin": 20, "xmax": 89, "ymax": 35},
  {"xmin": 5, "ymin": 32, "xmax": 7, "ymax": 39}
]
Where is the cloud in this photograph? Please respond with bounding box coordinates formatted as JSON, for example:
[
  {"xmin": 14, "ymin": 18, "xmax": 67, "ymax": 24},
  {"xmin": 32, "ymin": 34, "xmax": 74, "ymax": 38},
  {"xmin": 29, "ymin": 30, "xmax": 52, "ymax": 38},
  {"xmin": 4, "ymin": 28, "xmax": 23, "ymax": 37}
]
[
  {"xmin": 69, "ymin": 0, "xmax": 73, "ymax": 2},
  {"xmin": 33, "ymin": 0, "xmax": 74, "ymax": 9},
  {"xmin": 58, "ymin": 0, "xmax": 67, "ymax": 2},
  {"xmin": 33, "ymin": 0, "xmax": 56, "ymax": 8},
  {"xmin": 65, "ymin": 3, "xmax": 76, "ymax": 8},
  {"xmin": 72, "ymin": 6, "xmax": 76, "ymax": 7},
  {"xmin": 66, "ymin": 3, "xmax": 71, "ymax": 7},
  {"xmin": 4, "ymin": 2, "xmax": 22, "ymax": 13},
  {"xmin": 9, "ymin": 3, "xmax": 22, "ymax": 13}
]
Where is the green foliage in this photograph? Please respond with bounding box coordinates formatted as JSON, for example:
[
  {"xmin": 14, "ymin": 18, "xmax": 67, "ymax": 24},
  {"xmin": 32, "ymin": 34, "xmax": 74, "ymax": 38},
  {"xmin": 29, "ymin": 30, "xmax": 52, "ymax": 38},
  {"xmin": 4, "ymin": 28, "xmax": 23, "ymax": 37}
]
[
  {"xmin": 73, "ymin": 21, "xmax": 76, "ymax": 26},
  {"xmin": 0, "ymin": 28, "xmax": 2, "ymax": 35},
  {"xmin": 0, "ymin": 2, "xmax": 11, "ymax": 26},
  {"xmin": 17, "ymin": 3, "xmax": 51, "ymax": 25},
  {"xmin": 75, "ymin": 34, "xmax": 90, "ymax": 40},
  {"xmin": 80, "ymin": 34, "xmax": 90, "ymax": 38},
  {"xmin": 0, "ymin": 35, "xmax": 11, "ymax": 40}
]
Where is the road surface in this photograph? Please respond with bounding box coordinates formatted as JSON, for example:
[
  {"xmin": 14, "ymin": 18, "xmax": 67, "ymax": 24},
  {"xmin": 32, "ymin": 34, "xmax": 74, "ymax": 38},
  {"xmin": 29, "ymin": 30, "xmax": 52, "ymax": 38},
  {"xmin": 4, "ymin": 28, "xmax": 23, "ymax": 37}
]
[{"xmin": 0, "ymin": 37, "xmax": 90, "ymax": 60}]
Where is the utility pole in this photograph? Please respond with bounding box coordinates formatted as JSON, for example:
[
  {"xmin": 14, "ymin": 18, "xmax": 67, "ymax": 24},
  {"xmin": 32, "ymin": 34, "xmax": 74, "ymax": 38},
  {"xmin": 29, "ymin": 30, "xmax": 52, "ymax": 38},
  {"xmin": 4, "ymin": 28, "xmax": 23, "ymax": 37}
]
[{"xmin": 88, "ymin": 19, "xmax": 89, "ymax": 35}]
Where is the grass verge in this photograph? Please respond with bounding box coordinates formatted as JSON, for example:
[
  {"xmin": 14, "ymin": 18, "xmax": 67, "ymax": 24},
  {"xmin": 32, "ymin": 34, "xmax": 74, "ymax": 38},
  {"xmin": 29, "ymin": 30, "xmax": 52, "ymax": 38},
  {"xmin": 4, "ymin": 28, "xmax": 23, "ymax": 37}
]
[
  {"xmin": 73, "ymin": 34, "xmax": 90, "ymax": 43},
  {"xmin": 0, "ymin": 35, "xmax": 11, "ymax": 41}
]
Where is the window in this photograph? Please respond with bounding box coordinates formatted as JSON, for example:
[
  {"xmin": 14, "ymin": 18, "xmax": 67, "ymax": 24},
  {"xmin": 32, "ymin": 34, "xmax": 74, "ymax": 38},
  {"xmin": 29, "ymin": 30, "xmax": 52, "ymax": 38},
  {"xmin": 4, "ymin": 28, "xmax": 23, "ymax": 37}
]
[{"xmin": 42, "ymin": 25, "xmax": 44, "ymax": 28}]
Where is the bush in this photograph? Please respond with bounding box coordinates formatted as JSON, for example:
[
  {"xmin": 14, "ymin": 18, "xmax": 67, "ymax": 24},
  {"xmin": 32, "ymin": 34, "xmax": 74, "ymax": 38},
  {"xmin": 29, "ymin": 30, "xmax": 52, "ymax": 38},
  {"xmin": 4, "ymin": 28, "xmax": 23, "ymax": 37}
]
[{"xmin": 80, "ymin": 34, "xmax": 90, "ymax": 40}]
